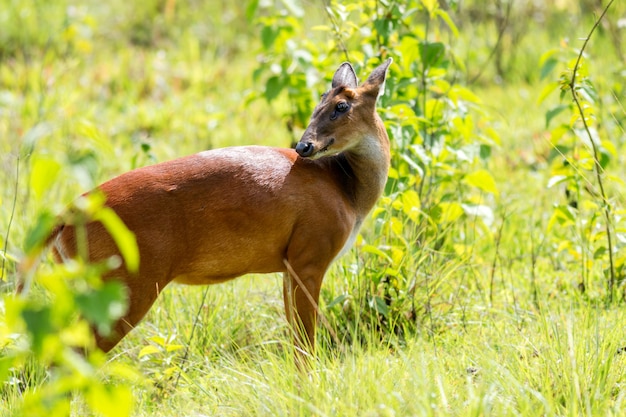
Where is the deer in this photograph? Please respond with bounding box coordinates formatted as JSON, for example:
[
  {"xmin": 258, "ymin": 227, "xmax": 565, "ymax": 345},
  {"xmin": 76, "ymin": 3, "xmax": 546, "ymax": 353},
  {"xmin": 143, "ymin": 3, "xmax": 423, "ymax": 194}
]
[{"xmin": 18, "ymin": 58, "xmax": 392, "ymax": 359}]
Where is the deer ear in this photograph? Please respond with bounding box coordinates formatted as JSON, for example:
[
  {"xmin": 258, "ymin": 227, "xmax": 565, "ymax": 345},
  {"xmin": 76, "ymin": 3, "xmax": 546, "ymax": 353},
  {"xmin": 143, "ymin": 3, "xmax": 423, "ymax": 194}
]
[
  {"xmin": 332, "ymin": 62, "xmax": 358, "ymax": 89},
  {"xmin": 363, "ymin": 58, "xmax": 392, "ymax": 99}
]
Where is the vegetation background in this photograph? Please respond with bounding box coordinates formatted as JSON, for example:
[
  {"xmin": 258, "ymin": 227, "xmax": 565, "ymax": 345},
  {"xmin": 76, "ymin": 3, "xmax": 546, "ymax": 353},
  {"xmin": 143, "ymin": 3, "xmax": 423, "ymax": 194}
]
[{"xmin": 1, "ymin": 0, "xmax": 625, "ymax": 415}]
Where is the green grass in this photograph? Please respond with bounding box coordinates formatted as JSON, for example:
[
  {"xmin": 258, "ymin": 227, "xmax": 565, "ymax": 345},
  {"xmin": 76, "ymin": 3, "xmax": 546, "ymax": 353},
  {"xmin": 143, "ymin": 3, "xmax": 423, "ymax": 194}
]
[
  {"xmin": 2, "ymin": 1, "xmax": 626, "ymax": 416},
  {"xmin": 96, "ymin": 290, "xmax": 626, "ymax": 416}
]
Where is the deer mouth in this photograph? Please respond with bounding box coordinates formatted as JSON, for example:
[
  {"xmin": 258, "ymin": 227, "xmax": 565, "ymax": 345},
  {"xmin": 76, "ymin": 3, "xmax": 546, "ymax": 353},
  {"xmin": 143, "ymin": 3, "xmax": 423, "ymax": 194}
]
[{"xmin": 317, "ymin": 138, "xmax": 335, "ymax": 154}]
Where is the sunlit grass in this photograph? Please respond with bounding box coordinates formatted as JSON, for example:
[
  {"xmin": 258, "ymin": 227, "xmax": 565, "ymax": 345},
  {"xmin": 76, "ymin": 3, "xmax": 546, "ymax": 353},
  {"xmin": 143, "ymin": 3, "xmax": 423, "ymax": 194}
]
[{"xmin": 105, "ymin": 286, "xmax": 626, "ymax": 416}]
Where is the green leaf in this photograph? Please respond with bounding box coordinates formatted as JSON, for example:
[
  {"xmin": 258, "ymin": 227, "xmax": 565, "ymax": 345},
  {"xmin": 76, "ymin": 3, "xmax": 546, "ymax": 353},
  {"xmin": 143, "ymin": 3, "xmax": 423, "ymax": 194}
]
[
  {"xmin": 138, "ymin": 345, "xmax": 160, "ymax": 358},
  {"xmin": 21, "ymin": 306, "xmax": 54, "ymax": 356},
  {"xmin": 540, "ymin": 57, "xmax": 559, "ymax": 80},
  {"xmin": 374, "ymin": 18, "xmax": 393, "ymax": 41},
  {"xmin": 431, "ymin": 202, "xmax": 464, "ymax": 224},
  {"xmin": 434, "ymin": 9, "xmax": 459, "ymax": 38},
  {"xmin": 23, "ymin": 210, "xmax": 56, "ymax": 255},
  {"xmin": 479, "ymin": 144, "xmax": 492, "ymax": 160},
  {"xmin": 547, "ymin": 175, "xmax": 570, "ymax": 188},
  {"xmin": 21, "ymin": 388, "xmax": 72, "ymax": 417},
  {"xmin": 75, "ymin": 281, "xmax": 128, "ymax": 336},
  {"xmin": 538, "ymin": 48, "xmax": 560, "ymax": 68},
  {"xmin": 86, "ymin": 383, "xmax": 133, "ymax": 417},
  {"xmin": 368, "ymin": 295, "xmax": 389, "ymax": 317},
  {"xmin": 390, "ymin": 216, "xmax": 404, "ymax": 237},
  {"xmin": 419, "ymin": 41, "xmax": 446, "ymax": 69},
  {"xmin": 593, "ymin": 246, "xmax": 607, "ymax": 259},
  {"xmin": 547, "ymin": 205, "xmax": 576, "ymax": 231},
  {"xmin": 463, "ymin": 169, "xmax": 498, "ymax": 195},
  {"xmin": 93, "ymin": 207, "xmax": 139, "ymax": 273},
  {"xmin": 450, "ymin": 85, "xmax": 482, "ymax": 104},
  {"xmin": 399, "ymin": 37, "xmax": 421, "ymax": 71},
  {"xmin": 421, "ymin": 0, "xmax": 438, "ymax": 14},
  {"xmin": 245, "ymin": 0, "xmax": 259, "ymax": 22},
  {"xmin": 400, "ymin": 189, "xmax": 421, "ymax": 222},
  {"xmin": 327, "ymin": 293, "xmax": 349, "ymax": 309},
  {"xmin": 261, "ymin": 25, "xmax": 278, "ymax": 50},
  {"xmin": 29, "ymin": 156, "xmax": 61, "ymax": 201},
  {"xmin": 545, "ymin": 104, "xmax": 570, "ymax": 128},
  {"xmin": 361, "ymin": 244, "xmax": 393, "ymax": 263},
  {"xmin": 264, "ymin": 76, "xmax": 283, "ymax": 102},
  {"xmin": 598, "ymin": 147, "xmax": 611, "ymax": 169},
  {"xmin": 165, "ymin": 344, "xmax": 184, "ymax": 352},
  {"xmin": 538, "ymin": 81, "xmax": 559, "ymax": 105},
  {"xmin": 149, "ymin": 335, "xmax": 167, "ymax": 346},
  {"xmin": 601, "ymin": 140, "xmax": 617, "ymax": 158}
]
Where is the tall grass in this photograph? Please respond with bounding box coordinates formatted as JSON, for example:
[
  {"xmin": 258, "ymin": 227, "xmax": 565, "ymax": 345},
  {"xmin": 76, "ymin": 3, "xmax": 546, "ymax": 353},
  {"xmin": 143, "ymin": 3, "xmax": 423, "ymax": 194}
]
[{"xmin": 104, "ymin": 289, "xmax": 626, "ymax": 416}]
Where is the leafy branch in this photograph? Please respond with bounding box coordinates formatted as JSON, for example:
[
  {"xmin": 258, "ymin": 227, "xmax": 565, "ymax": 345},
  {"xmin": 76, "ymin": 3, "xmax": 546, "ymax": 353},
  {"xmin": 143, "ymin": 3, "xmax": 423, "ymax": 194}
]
[{"xmin": 566, "ymin": 0, "xmax": 616, "ymax": 301}]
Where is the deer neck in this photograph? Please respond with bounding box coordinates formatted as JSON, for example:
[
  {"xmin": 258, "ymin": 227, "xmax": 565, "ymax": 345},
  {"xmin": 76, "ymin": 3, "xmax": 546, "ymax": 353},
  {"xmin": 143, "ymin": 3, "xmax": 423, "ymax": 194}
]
[{"xmin": 341, "ymin": 117, "xmax": 390, "ymax": 217}]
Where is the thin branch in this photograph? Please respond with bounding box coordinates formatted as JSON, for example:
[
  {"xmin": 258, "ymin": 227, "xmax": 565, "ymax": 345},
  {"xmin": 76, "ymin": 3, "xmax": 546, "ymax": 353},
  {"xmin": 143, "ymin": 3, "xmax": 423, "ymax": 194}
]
[
  {"xmin": 320, "ymin": 0, "xmax": 350, "ymax": 62},
  {"xmin": 173, "ymin": 285, "xmax": 211, "ymax": 390},
  {"xmin": 1, "ymin": 155, "xmax": 19, "ymax": 282},
  {"xmin": 469, "ymin": 0, "xmax": 512, "ymax": 84},
  {"xmin": 568, "ymin": 0, "xmax": 616, "ymax": 302},
  {"xmin": 489, "ymin": 212, "xmax": 508, "ymax": 306}
]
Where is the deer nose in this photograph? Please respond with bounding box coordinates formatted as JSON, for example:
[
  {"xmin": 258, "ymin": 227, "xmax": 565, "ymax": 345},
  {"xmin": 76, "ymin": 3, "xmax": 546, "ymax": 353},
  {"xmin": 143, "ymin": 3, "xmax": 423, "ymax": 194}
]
[{"xmin": 296, "ymin": 141, "xmax": 315, "ymax": 157}]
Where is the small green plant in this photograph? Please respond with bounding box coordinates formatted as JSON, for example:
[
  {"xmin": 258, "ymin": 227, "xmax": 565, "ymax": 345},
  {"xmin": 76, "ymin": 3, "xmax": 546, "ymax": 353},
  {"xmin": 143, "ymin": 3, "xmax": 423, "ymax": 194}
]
[
  {"xmin": 539, "ymin": 0, "xmax": 625, "ymax": 302},
  {"xmin": 1, "ymin": 81, "xmax": 142, "ymax": 414},
  {"xmin": 1, "ymin": 187, "xmax": 141, "ymax": 416},
  {"xmin": 252, "ymin": 0, "xmax": 500, "ymax": 343}
]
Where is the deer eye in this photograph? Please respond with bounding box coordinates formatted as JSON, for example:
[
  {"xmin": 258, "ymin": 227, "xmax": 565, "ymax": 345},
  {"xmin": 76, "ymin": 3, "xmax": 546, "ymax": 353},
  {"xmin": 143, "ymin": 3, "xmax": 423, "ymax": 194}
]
[
  {"xmin": 336, "ymin": 102, "xmax": 349, "ymax": 113},
  {"xmin": 330, "ymin": 101, "xmax": 350, "ymax": 120}
]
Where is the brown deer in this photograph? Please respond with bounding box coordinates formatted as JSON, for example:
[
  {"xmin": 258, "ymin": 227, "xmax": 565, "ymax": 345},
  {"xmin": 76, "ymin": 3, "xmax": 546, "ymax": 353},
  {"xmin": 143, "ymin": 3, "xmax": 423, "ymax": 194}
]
[{"xmin": 19, "ymin": 59, "xmax": 392, "ymax": 358}]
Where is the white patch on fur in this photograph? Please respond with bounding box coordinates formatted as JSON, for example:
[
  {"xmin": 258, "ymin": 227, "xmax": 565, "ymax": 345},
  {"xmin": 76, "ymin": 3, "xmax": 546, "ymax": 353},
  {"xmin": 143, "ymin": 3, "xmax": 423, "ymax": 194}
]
[
  {"xmin": 54, "ymin": 231, "xmax": 71, "ymax": 262},
  {"xmin": 199, "ymin": 146, "xmax": 292, "ymax": 189},
  {"xmin": 376, "ymin": 78, "xmax": 387, "ymax": 100},
  {"xmin": 354, "ymin": 135, "xmax": 388, "ymax": 190}
]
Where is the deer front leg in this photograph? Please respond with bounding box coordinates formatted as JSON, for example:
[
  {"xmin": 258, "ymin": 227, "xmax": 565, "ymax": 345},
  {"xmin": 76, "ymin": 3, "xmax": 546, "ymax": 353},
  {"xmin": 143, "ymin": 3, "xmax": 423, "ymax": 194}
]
[
  {"xmin": 94, "ymin": 270, "xmax": 167, "ymax": 352},
  {"xmin": 282, "ymin": 263, "xmax": 323, "ymax": 360},
  {"xmin": 95, "ymin": 289, "xmax": 160, "ymax": 352}
]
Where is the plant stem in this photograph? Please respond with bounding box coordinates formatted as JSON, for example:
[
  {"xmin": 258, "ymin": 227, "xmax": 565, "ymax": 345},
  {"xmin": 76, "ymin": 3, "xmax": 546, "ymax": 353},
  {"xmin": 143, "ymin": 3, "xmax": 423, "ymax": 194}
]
[
  {"xmin": 1, "ymin": 156, "xmax": 19, "ymax": 282},
  {"xmin": 173, "ymin": 285, "xmax": 211, "ymax": 390},
  {"xmin": 321, "ymin": 0, "xmax": 350, "ymax": 62},
  {"xmin": 568, "ymin": 0, "xmax": 616, "ymax": 302}
]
